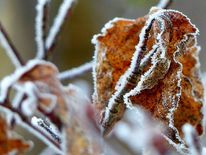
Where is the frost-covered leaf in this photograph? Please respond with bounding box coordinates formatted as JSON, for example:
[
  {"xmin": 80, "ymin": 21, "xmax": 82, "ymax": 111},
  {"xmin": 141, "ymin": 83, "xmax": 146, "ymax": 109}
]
[
  {"xmin": 92, "ymin": 7, "xmax": 204, "ymax": 146},
  {"xmin": 0, "ymin": 59, "xmax": 104, "ymax": 154},
  {"xmin": 0, "ymin": 59, "xmax": 64, "ymax": 152},
  {"xmin": 0, "ymin": 115, "xmax": 31, "ymax": 154},
  {"xmin": 0, "ymin": 60, "xmax": 60, "ymax": 115},
  {"xmin": 17, "ymin": 60, "xmax": 61, "ymax": 113}
]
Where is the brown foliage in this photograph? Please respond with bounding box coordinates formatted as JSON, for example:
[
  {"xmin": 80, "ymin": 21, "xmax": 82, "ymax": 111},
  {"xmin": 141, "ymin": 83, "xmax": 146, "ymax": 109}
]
[
  {"xmin": 18, "ymin": 61, "xmax": 102, "ymax": 155},
  {"xmin": 93, "ymin": 7, "xmax": 204, "ymax": 144}
]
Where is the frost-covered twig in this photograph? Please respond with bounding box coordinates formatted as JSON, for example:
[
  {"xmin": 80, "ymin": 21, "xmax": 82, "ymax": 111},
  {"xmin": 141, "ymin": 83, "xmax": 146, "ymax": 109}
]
[
  {"xmin": 35, "ymin": 0, "xmax": 50, "ymax": 59},
  {"xmin": 45, "ymin": 0, "xmax": 76, "ymax": 59},
  {"xmin": 31, "ymin": 116, "xmax": 61, "ymax": 143},
  {"xmin": 58, "ymin": 61, "xmax": 93, "ymax": 80},
  {"xmin": 0, "ymin": 103, "xmax": 62, "ymax": 153},
  {"xmin": 157, "ymin": 0, "xmax": 173, "ymax": 9},
  {"xmin": 0, "ymin": 22, "xmax": 24, "ymax": 67}
]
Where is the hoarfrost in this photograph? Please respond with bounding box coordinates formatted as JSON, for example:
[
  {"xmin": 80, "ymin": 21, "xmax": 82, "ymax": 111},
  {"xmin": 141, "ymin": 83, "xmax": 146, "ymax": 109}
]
[
  {"xmin": 0, "ymin": 60, "xmax": 58, "ymax": 115},
  {"xmin": 93, "ymin": 7, "xmax": 203, "ymax": 151},
  {"xmin": 92, "ymin": 17, "xmax": 135, "ymax": 103},
  {"xmin": 102, "ymin": 9, "xmax": 171, "ymax": 126}
]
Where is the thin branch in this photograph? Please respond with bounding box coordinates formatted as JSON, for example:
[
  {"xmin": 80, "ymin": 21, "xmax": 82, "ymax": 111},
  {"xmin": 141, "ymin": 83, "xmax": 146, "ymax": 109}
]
[
  {"xmin": 31, "ymin": 116, "xmax": 61, "ymax": 143},
  {"xmin": 58, "ymin": 61, "xmax": 93, "ymax": 80},
  {"xmin": 0, "ymin": 103, "xmax": 62, "ymax": 153},
  {"xmin": 45, "ymin": 0, "xmax": 76, "ymax": 59},
  {"xmin": 157, "ymin": 0, "xmax": 173, "ymax": 9},
  {"xmin": 35, "ymin": 0, "xmax": 50, "ymax": 59},
  {"xmin": 0, "ymin": 91, "xmax": 61, "ymax": 152},
  {"xmin": 0, "ymin": 22, "xmax": 24, "ymax": 67}
]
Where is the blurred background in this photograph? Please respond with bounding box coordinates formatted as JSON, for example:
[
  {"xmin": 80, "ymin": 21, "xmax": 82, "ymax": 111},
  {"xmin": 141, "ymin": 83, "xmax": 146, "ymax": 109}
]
[
  {"xmin": 0, "ymin": 0, "xmax": 206, "ymax": 154},
  {"xmin": 0, "ymin": 0, "xmax": 206, "ymax": 75}
]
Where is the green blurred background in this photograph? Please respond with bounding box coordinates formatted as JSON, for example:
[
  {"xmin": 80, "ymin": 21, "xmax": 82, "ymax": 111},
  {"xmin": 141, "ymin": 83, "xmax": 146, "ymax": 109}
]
[
  {"xmin": 1, "ymin": 0, "xmax": 206, "ymax": 75},
  {"xmin": 0, "ymin": 0, "xmax": 206, "ymax": 154}
]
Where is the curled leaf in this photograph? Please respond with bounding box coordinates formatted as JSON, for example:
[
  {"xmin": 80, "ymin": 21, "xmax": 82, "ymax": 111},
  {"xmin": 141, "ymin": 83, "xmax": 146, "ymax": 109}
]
[
  {"xmin": 0, "ymin": 60, "xmax": 61, "ymax": 116},
  {"xmin": 0, "ymin": 59, "xmax": 103, "ymax": 154},
  {"xmin": 92, "ymin": 7, "xmax": 204, "ymax": 145}
]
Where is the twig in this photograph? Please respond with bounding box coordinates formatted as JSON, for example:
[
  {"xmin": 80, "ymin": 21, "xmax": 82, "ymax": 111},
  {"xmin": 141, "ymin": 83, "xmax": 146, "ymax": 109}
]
[
  {"xmin": 45, "ymin": 0, "xmax": 76, "ymax": 59},
  {"xmin": 31, "ymin": 116, "xmax": 61, "ymax": 143},
  {"xmin": 0, "ymin": 22, "xmax": 24, "ymax": 67},
  {"xmin": 58, "ymin": 61, "xmax": 93, "ymax": 80},
  {"xmin": 0, "ymin": 103, "xmax": 62, "ymax": 152},
  {"xmin": 35, "ymin": 0, "xmax": 50, "ymax": 59},
  {"xmin": 157, "ymin": 0, "xmax": 173, "ymax": 9}
]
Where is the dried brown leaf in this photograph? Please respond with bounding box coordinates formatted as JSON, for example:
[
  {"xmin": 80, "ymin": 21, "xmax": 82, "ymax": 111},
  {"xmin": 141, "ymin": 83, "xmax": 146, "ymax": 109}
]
[
  {"xmin": 93, "ymin": 17, "xmax": 146, "ymax": 113},
  {"xmin": 0, "ymin": 60, "xmax": 102, "ymax": 154},
  {"xmin": 18, "ymin": 60, "xmax": 62, "ymax": 113},
  {"xmin": 18, "ymin": 62, "xmax": 103, "ymax": 154},
  {"xmin": 93, "ymin": 7, "xmax": 204, "ymax": 145}
]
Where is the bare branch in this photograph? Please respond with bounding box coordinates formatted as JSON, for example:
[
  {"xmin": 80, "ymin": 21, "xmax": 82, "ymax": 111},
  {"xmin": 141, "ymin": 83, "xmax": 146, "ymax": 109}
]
[
  {"xmin": 45, "ymin": 0, "xmax": 76, "ymax": 59},
  {"xmin": 0, "ymin": 22, "xmax": 24, "ymax": 67},
  {"xmin": 0, "ymin": 103, "xmax": 62, "ymax": 153},
  {"xmin": 58, "ymin": 61, "xmax": 93, "ymax": 80},
  {"xmin": 31, "ymin": 116, "xmax": 61, "ymax": 143},
  {"xmin": 157, "ymin": 0, "xmax": 173, "ymax": 9},
  {"xmin": 35, "ymin": 0, "xmax": 50, "ymax": 59}
]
